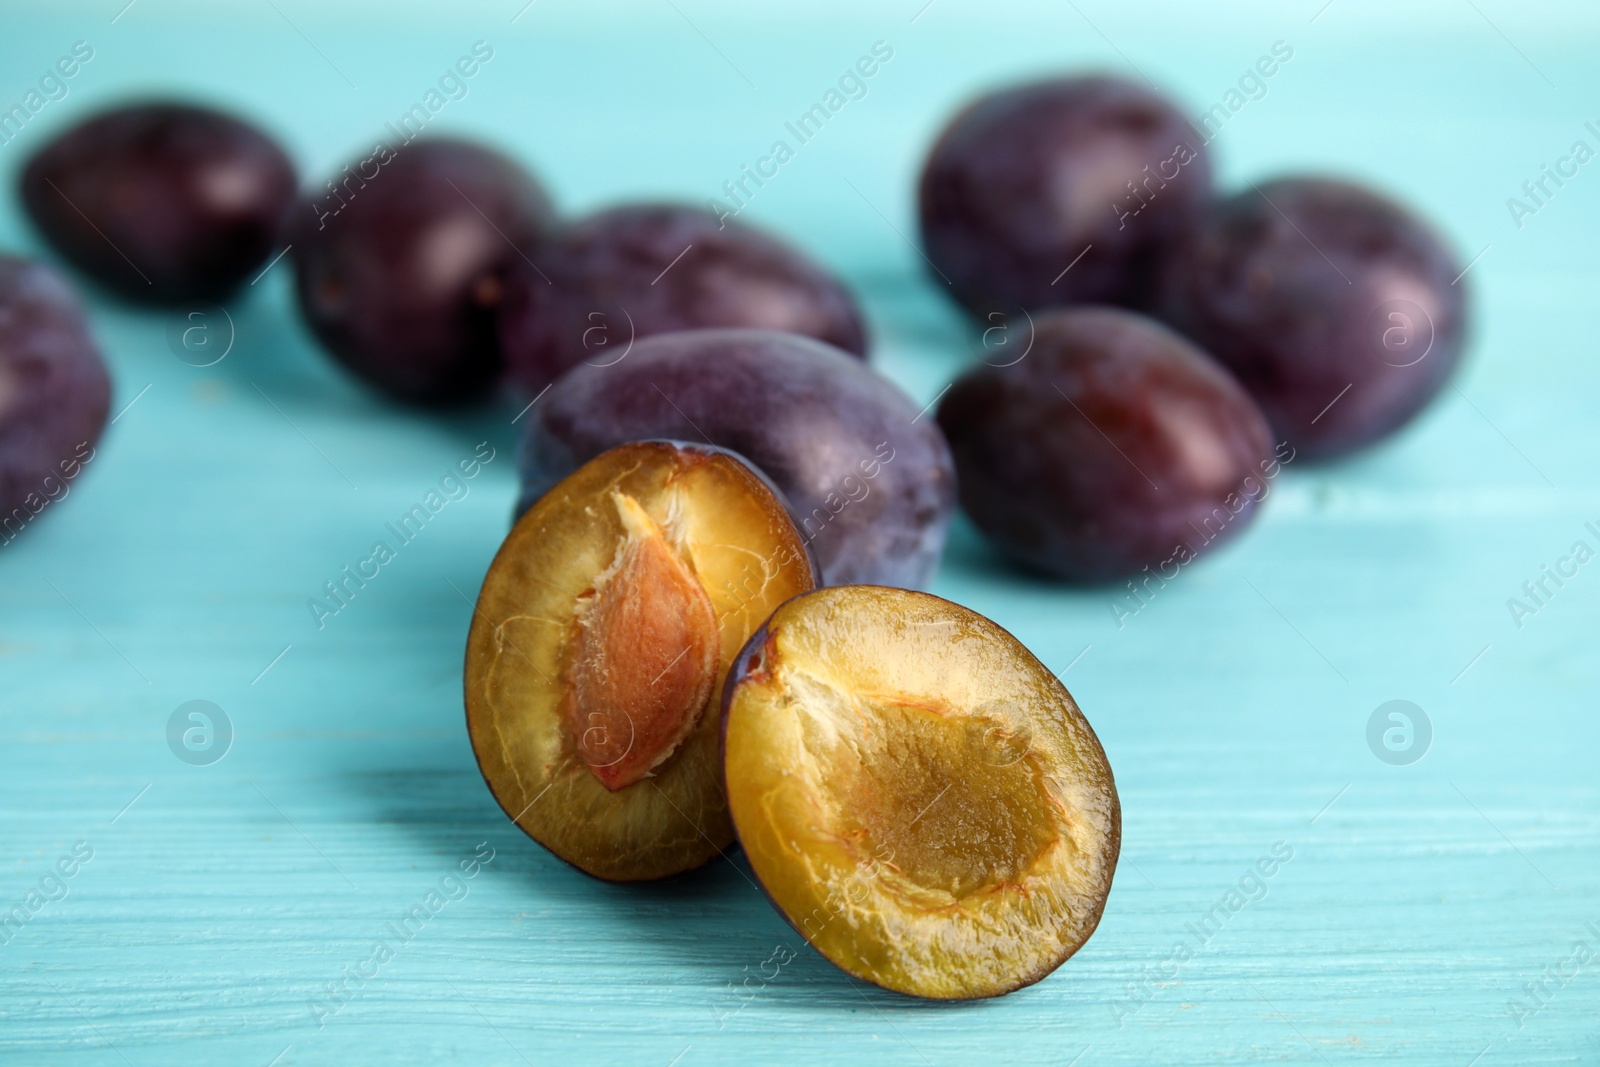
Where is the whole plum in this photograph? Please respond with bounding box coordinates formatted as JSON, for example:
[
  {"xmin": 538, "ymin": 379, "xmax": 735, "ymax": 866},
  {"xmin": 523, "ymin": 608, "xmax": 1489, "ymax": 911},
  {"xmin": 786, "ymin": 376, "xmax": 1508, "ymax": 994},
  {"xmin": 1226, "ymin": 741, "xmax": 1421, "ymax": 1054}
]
[
  {"xmin": 0, "ymin": 256, "xmax": 111, "ymax": 544},
  {"xmin": 20, "ymin": 102, "xmax": 297, "ymax": 304},
  {"xmin": 517, "ymin": 329, "xmax": 954, "ymax": 589},
  {"xmin": 918, "ymin": 75, "xmax": 1211, "ymax": 318},
  {"xmin": 1157, "ymin": 177, "xmax": 1467, "ymax": 459},
  {"xmin": 937, "ymin": 307, "xmax": 1278, "ymax": 583},
  {"xmin": 289, "ymin": 138, "xmax": 555, "ymax": 405},
  {"xmin": 500, "ymin": 203, "xmax": 866, "ymax": 396}
]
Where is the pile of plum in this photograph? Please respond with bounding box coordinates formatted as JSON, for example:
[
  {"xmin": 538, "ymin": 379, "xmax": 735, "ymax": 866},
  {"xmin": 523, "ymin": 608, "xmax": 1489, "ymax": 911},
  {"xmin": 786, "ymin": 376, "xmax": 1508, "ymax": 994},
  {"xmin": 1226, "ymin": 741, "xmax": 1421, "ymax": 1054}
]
[{"xmin": 1, "ymin": 72, "xmax": 1467, "ymax": 1000}]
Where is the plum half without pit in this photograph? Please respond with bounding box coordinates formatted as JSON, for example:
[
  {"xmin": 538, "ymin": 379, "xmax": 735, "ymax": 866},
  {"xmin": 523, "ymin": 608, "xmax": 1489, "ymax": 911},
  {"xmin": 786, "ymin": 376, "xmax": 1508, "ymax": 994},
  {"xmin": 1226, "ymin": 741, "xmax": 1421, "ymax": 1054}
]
[
  {"xmin": 465, "ymin": 440, "xmax": 817, "ymax": 882},
  {"xmin": 722, "ymin": 585, "xmax": 1120, "ymax": 999}
]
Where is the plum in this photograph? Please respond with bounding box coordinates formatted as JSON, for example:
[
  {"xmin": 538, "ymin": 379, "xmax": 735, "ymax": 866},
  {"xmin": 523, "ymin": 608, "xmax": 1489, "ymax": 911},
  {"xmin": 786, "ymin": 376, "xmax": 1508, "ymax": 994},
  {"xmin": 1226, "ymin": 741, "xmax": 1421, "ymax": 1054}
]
[
  {"xmin": 1157, "ymin": 176, "xmax": 1468, "ymax": 458},
  {"xmin": 517, "ymin": 329, "xmax": 954, "ymax": 589},
  {"xmin": 500, "ymin": 203, "xmax": 867, "ymax": 395},
  {"xmin": 722, "ymin": 585, "xmax": 1120, "ymax": 999},
  {"xmin": 0, "ymin": 256, "xmax": 111, "ymax": 545},
  {"xmin": 937, "ymin": 307, "xmax": 1277, "ymax": 583},
  {"xmin": 20, "ymin": 102, "xmax": 297, "ymax": 304},
  {"xmin": 289, "ymin": 138, "xmax": 555, "ymax": 405},
  {"xmin": 918, "ymin": 75, "xmax": 1211, "ymax": 318},
  {"xmin": 465, "ymin": 440, "xmax": 817, "ymax": 881}
]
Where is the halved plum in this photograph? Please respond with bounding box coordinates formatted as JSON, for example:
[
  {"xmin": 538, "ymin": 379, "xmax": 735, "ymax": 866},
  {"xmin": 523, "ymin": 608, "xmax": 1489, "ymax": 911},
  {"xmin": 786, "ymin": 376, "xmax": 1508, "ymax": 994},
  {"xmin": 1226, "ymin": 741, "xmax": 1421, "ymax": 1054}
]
[
  {"xmin": 722, "ymin": 586, "xmax": 1120, "ymax": 999},
  {"xmin": 465, "ymin": 440, "xmax": 817, "ymax": 881}
]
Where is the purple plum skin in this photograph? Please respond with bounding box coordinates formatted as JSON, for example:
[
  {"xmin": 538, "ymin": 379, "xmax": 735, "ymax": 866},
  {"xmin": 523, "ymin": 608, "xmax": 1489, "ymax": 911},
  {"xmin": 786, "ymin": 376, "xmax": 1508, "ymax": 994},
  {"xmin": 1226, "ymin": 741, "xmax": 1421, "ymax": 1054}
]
[
  {"xmin": 0, "ymin": 257, "xmax": 111, "ymax": 540},
  {"xmin": 936, "ymin": 308, "xmax": 1276, "ymax": 583},
  {"xmin": 918, "ymin": 75, "xmax": 1212, "ymax": 318},
  {"xmin": 289, "ymin": 138, "xmax": 556, "ymax": 405},
  {"xmin": 517, "ymin": 329, "xmax": 954, "ymax": 589},
  {"xmin": 20, "ymin": 102, "xmax": 297, "ymax": 304},
  {"xmin": 500, "ymin": 203, "xmax": 867, "ymax": 396},
  {"xmin": 1157, "ymin": 177, "xmax": 1467, "ymax": 459}
]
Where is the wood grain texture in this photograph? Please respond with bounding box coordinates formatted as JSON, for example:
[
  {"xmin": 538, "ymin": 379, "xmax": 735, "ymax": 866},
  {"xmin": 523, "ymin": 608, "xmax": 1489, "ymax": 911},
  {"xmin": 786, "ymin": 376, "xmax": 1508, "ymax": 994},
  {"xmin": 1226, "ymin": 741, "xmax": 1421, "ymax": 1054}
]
[{"xmin": 2, "ymin": 2, "xmax": 1598, "ymax": 1064}]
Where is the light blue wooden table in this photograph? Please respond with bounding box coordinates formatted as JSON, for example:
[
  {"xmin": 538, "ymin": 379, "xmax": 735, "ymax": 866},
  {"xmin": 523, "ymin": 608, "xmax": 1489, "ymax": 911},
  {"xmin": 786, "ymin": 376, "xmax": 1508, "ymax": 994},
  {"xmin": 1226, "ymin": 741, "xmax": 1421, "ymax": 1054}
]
[{"xmin": 2, "ymin": 1, "xmax": 1597, "ymax": 1064}]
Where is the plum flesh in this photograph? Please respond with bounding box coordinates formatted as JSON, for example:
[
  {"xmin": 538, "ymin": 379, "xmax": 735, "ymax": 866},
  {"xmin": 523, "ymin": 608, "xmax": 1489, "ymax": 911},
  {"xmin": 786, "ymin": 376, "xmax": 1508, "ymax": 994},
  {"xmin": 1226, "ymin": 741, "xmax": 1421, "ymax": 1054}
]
[
  {"xmin": 918, "ymin": 75, "xmax": 1211, "ymax": 318},
  {"xmin": 516, "ymin": 328, "xmax": 955, "ymax": 589},
  {"xmin": 721, "ymin": 585, "xmax": 1120, "ymax": 999},
  {"xmin": 289, "ymin": 138, "xmax": 555, "ymax": 405},
  {"xmin": 937, "ymin": 307, "xmax": 1277, "ymax": 583},
  {"xmin": 21, "ymin": 102, "xmax": 297, "ymax": 304},
  {"xmin": 500, "ymin": 203, "xmax": 867, "ymax": 396},
  {"xmin": 465, "ymin": 440, "xmax": 817, "ymax": 881},
  {"xmin": 1156, "ymin": 176, "xmax": 1468, "ymax": 458},
  {"xmin": 0, "ymin": 256, "xmax": 111, "ymax": 544}
]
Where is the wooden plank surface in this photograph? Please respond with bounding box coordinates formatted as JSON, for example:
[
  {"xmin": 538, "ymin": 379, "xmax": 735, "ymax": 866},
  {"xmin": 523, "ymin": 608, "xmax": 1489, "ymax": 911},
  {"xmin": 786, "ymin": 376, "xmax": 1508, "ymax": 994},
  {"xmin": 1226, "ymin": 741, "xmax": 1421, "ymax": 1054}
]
[{"xmin": 2, "ymin": 2, "xmax": 1598, "ymax": 1064}]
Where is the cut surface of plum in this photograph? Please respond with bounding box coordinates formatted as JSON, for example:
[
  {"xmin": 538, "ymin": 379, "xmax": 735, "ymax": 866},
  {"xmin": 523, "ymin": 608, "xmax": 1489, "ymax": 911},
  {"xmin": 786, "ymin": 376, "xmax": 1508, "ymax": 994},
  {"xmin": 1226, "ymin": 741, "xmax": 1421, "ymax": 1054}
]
[
  {"xmin": 722, "ymin": 586, "xmax": 1120, "ymax": 999},
  {"xmin": 465, "ymin": 440, "xmax": 817, "ymax": 881}
]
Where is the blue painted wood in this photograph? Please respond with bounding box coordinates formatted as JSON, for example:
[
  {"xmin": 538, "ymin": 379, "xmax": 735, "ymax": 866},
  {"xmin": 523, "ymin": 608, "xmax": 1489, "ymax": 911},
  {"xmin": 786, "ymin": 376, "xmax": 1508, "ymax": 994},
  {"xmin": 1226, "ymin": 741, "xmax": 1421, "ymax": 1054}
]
[{"xmin": 2, "ymin": 2, "xmax": 1598, "ymax": 1064}]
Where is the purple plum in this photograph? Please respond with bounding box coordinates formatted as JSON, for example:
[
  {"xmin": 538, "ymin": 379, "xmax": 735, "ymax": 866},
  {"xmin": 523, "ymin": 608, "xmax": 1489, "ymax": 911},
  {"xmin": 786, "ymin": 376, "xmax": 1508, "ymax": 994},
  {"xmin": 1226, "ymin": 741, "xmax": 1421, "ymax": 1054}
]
[
  {"xmin": 517, "ymin": 328, "xmax": 953, "ymax": 588},
  {"xmin": 500, "ymin": 202, "xmax": 867, "ymax": 396}
]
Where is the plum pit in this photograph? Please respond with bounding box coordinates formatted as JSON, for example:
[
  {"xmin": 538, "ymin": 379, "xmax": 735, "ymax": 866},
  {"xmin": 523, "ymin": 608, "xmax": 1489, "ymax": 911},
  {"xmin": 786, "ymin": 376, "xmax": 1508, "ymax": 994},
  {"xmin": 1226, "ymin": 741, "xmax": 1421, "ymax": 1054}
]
[{"xmin": 564, "ymin": 491, "xmax": 719, "ymax": 790}]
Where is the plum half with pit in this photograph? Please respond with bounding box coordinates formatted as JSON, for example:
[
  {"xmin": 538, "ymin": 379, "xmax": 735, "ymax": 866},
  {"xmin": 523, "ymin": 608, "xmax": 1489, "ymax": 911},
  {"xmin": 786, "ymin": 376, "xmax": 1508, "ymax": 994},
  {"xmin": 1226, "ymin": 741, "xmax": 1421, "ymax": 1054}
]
[
  {"xmin": 0, "ymin": 256, "xmax": 111, "ymax": 542},
  {"xmin": 722, "ymin": 585, "xmax": 1120, "ymax": 999},
  {"xmin": 516, "ymin": 328, "xmax": 955, "ymax": 589},
  {"xmin": 1156, "ymin": 176, "xmax": 1468, "ymax": 459},
  {"xmin": 289, "ymin": 138, "xmax": 555, "ymax": 405},
  {"xmin": 918, "ymin": 75, "xmax": 1211, "ymax": 318},
  {"xmin": 500, "ymin": 203, "xmax": 867, "ymax": 396},
  {"xmin": 20, "ymin": 102, "xmax": 297, "ymax": 304},
  {"xmin": 465, "ymin": 440, "xmax": 817, "ymax": 881},
  {"xmin": 937, "ymin": 307, "xmax": 1276, "ymax": 583}
]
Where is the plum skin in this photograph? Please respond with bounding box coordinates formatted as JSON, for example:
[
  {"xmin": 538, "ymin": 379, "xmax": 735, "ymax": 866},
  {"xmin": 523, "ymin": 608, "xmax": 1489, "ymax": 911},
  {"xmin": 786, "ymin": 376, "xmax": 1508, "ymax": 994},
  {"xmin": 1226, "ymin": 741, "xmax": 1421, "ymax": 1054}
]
[
  {"xmin": 516, "ymin": 328, "xmax": 955, "ymax": 590},
  {"xmin": 20, "ymin": 102, "xmax": 297, "ymax": 304},
  {"xmin": 0, "ymin": 256, "xmax": 111, "ymax": 541},
  {"xmin": 500, "ymin": 203, "xmax": 867, "ymax": 396},
  {"xmin": 1157, "ymin": 176, "xmax": 1468, "ymax": 459},
  {"xmin": 288, "ymin": 138, "xmax": 556, "ymax": 405},
  {"xmin": 918, "ymin": 74, "xmax": 1212, "ymax": 318},
  {"xmin": 937, "ymin": 307, "xmax": 1275, "ymax": 583}
]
